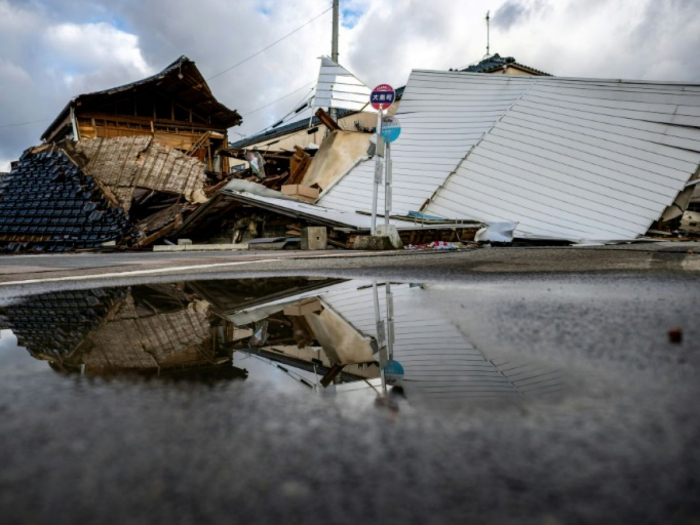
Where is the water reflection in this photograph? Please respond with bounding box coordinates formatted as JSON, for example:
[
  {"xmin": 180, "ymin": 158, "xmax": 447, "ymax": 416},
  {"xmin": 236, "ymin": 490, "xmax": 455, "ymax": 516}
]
[{"xmin": 0, "ymin": 277, "xmax": 562, "ymax": 404}]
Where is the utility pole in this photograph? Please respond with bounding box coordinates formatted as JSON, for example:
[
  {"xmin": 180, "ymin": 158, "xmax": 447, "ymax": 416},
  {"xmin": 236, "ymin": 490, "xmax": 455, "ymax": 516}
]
[
  {"xmin": 485, "ymin": 11, "xmax": 491, "ymax": 57},
  {"xmin": 330, "ymin": 0, "xmax": 340, "ymax": 123}
]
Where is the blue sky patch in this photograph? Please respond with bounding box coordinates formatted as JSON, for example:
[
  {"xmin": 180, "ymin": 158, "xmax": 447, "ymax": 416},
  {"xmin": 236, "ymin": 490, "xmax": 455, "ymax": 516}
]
[{"xmin": 341, "ymin": 6, "xmax": 364, "ymax": 28}]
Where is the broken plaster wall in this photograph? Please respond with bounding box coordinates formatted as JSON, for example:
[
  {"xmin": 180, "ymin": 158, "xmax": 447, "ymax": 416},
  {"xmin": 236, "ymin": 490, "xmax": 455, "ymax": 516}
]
[
  {"xmin": 301, "ymin": 130, "xmax": 372, "ymax": 191},
  {"xmin": 76, "ymin": 135, "xmax": 209, "ymax": 211}
]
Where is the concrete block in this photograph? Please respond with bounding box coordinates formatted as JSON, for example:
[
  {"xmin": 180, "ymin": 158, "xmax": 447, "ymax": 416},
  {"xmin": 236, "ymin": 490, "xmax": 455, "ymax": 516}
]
[
  {"xmin": 153, "ymin": 245, "xmax": 185, "ymax": 252},
  {"xmin": 177, "ymin": 238, "xmax": 193, "ymax": 246},
  {"xmin": 301, "ymin": 227, "xmax": 327, "ymax": 250},
  {"xmin": 375, "ymin": 224, "xmax": 403, "ymax": 249},
  {"xmin": 185, "ymin": 243, "xmax": 249, "ymax": 251},
  {"xmin": 353, "ymin": 235, "xmax": 395, "ymax": 250}
]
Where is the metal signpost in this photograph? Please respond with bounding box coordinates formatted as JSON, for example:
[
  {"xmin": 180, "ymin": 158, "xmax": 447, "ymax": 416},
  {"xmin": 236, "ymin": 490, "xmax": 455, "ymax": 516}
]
[
  {"xmin": 380, "ymin": 116, "xmax": 401, "ymax": 227},
  {"xmin": 369, "ymin": 84, "xmax": 395, "ymax": 235}
]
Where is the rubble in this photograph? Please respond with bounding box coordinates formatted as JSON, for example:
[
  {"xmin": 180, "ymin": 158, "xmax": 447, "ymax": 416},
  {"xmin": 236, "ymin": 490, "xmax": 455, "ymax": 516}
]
[
  {"xmin": 0, "ymin": 56, "xmax": 242, "ymax": 253},
  {"xmin": 3, "ymin": 52, "xmax": 698, "ymax": 254}
]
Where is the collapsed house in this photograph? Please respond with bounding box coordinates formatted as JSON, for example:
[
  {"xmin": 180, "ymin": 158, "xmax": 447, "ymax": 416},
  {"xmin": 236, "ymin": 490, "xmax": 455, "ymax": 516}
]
[
  {"xmin": 220, "ymin": 69, "xmax": 700, "ymax": 244},
  {"xmin": 3, "ymin": 51, "xmax": 698, "ymax": 252},
  {"xmin": 0, "ymin": 56, "xmax": 242, "ymax": 253}
]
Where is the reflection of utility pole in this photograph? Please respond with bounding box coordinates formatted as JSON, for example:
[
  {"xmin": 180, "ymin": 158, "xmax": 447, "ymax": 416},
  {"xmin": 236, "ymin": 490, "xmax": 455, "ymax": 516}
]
[{"xmin": 330, "ymin": 0, "xmax": 340, "ymax": 123}]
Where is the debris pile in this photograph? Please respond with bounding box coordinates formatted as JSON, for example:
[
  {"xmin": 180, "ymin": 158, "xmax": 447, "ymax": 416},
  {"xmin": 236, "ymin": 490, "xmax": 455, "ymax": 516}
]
[
  {"xmin": 0, "ymin": 147, "xmax": 131, "ymax": 252},
  {"xmin": 0, "ymin": 56, "xmax": 243, "ymax": 253}
]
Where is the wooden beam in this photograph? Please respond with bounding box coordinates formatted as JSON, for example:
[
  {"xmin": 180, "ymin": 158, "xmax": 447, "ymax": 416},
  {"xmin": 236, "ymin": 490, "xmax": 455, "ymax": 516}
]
[
  {"xmin": 78, "ymin": 111, "xmax": 226, "ymax": 132},
  {"xmin": 315, "ymin": 108, "xmax": 340, "ymax": 131}
]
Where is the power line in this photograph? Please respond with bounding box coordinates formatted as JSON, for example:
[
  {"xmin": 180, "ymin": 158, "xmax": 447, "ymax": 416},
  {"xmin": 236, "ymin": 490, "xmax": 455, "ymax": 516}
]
[
  {"xmin": 207, "ymin": 6, "xmax": 332, "ymax": 82},
  {"xmin": 241, "ymin": 81, "xmax": 315, "ymax": 117},
  {"xmin": 1, "ymin": 8, "xmax": 329, "ymax": 129},
  {"xmin": 0, "ymin": 119, "xmax": 51, "ymax": 129}
]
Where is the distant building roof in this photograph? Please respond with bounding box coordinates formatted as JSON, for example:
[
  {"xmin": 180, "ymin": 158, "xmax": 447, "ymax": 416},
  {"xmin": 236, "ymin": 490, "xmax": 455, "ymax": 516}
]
[
  {"xmin": 459, "ymin": 53, "xmax": 550, "ymax": 76},
  {"xmin": 231, "ymin": 86, "xmax": 407, "ymax": 151},
  {"xmin": 42, "ymin": 56, "xmax": 242, "ymax": 142},
  {"xmin": 230, "ymin": 108, "xmax": 355, "ymax": 150}
]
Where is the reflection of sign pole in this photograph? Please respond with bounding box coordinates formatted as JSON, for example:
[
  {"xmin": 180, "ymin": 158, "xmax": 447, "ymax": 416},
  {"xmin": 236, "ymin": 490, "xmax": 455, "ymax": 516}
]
[
  {"xmin": 369, "ymin": 85, "xmax": 396, "ymax": 236},
  {"xmin": 372, "ymin": 280, "xmax": 388, "ymax": 395}
]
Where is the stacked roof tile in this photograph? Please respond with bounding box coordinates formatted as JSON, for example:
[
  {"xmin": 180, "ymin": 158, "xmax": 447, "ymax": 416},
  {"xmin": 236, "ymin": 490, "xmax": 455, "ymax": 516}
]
[{"xmin": 0, "ymin": 147, "xmax": 131, "ymax": 253}]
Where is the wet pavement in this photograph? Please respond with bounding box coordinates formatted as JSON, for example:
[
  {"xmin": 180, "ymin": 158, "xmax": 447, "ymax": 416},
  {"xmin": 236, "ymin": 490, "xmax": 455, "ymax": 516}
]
[{"xmin": 0, "ymin": 273, "xmax": 699, "ymax": 524}]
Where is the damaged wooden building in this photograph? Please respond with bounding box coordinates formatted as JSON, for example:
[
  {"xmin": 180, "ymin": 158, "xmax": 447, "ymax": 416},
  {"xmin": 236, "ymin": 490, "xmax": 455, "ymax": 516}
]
[{"xmin": 0, "ymin": 56, "xmax": 242, "ymax": 253}]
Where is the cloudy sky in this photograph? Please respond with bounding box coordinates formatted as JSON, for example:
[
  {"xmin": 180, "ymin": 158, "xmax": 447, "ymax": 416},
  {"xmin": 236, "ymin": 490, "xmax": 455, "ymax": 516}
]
[{"xmin": 1, "ymin": 0, "xmax": 699, "ymax": 171}]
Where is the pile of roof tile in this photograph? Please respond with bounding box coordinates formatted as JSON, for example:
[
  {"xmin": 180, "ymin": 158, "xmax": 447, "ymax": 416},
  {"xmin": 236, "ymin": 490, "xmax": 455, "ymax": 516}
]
[{"xmin": 0, "ymin": 147, "xmax": 131, "ymax": 253}]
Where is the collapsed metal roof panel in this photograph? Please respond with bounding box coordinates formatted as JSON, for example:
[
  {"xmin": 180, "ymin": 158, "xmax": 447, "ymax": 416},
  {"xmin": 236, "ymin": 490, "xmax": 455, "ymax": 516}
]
[
  {"xmin": 318, "ymin": 71, "xmax": 532, "ymax": 215},
  {"xmin": 319, "ymin": 69, "xmax": 700, "ymax": 242},
  {"xmin": 312, "ymin": 56, "xmax": 375, "ymax": 114},
  {"xmin": 219, "ymin": 182, "xmax": 479, "ymax": 232},
  {"xmin": 423, "ymin": 72, "xmax": 700, "ymax": 241}
]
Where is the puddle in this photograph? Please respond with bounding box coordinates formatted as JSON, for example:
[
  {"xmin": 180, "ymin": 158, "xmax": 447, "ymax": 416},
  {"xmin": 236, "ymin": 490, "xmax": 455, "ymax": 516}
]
[
  {"xmin": 0, "ymin": 277, "xmax": 564, "ymax": 407},
  {"xmin": 1, "ymin": 275, "xmax": 698, "ymax": 523}
]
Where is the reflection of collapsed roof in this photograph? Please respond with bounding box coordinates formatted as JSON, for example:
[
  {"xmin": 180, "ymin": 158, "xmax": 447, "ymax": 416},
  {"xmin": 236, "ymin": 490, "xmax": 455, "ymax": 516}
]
[
  {"xmin": 0, "ymin": 284, "xmax": 245, "ymax": 379},
  {"xmin": 206, "ymin": 278, "xmax": 561, "ymax": 403}
]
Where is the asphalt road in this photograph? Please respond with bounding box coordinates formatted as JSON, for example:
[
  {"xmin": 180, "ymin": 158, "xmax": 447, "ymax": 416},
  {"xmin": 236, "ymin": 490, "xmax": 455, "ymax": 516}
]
[
  {"xmin": 0, "ymin": 251, "xmax": 698, "ymax": 524},
  {"xmin": 0, "ymin": 242, "xmax": 698, "ymax": 297}
]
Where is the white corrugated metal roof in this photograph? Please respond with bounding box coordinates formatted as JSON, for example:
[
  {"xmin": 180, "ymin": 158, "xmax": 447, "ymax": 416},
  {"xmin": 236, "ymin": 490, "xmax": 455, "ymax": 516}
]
[
  {"xmin": 312, "ymin": 56, "xmax": 376, "ymax": 113},
  {"xmin": 320, "ymin": 70, "xmax": 700, "ymax": 241},
  {"xmin": 319, "ymin": 71, "xmax": 531, "ymax": 214}
]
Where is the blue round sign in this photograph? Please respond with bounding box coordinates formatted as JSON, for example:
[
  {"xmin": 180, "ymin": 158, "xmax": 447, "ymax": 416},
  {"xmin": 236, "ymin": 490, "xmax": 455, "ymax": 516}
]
[
  {"xmin": 381, "ymin": 116, "xmax": 401, "ymax": 143},
  {"xmin": 384, "ymin": 359, "xmax": 404, "ymax": 385}
]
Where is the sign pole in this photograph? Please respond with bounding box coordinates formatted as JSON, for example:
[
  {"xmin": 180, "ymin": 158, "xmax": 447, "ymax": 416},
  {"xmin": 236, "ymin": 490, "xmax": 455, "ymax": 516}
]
[
  {"xmin": 371, "ymin": 110, "xmax": 383, "ymax": 236},
  {"xmin": 369, "ymin": 84, "xmax": 395, "ymax": 236}
]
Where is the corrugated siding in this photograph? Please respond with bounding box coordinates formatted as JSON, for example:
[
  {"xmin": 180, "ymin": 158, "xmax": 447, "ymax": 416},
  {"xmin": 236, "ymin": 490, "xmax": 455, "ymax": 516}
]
[
  {"xmin": 424, "ymin": 74, "xmax": 700, "ymax": 240},
  {"xmin": 318, "ymin": 71, "xmax": 533, "ymax": 214},
  {"xmin": 313, "ymin": 57, "xmax": 375, "ymax": 113}
]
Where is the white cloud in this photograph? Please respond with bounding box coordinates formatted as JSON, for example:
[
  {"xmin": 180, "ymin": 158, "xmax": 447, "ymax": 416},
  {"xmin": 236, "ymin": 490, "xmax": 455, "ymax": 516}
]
[
  {"xmin": 45, "ymin": 22, "xmax": 151, "ymax": 77},
  {"xmin": 0, "ymin": 1, "xmax": 155, "ymax": 164},
  {"xmin": 0, "ymin": 158, "xmax": 11, "ymax": 172},
  {"xmin": 1, "ymin": 0, "xmax": 699, "ymax": 165}
]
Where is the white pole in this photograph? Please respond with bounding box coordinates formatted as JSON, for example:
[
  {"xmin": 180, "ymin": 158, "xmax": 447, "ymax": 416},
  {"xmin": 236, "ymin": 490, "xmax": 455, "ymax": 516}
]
[
  {"xmin": 384, "ymin": 140, "xmax": 391, "ymax": 227},
  {"xmin": 371, "ymin": 110, "xmax": 383, "ymax": 236}
]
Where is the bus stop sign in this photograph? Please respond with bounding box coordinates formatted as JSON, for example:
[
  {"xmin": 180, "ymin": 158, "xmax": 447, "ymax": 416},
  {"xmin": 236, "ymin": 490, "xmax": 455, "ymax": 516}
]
[
  {"xmin": 370, "ymin": 84, "xmax": 396, "ymax": 111},
  {"xmin": 381, "ymin": 116, "xmax": 401, "ymax": 143}
]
